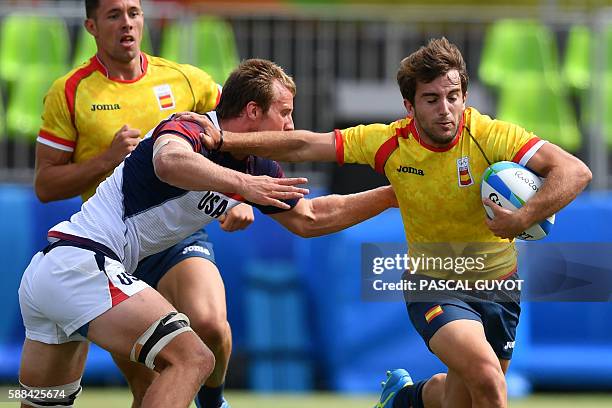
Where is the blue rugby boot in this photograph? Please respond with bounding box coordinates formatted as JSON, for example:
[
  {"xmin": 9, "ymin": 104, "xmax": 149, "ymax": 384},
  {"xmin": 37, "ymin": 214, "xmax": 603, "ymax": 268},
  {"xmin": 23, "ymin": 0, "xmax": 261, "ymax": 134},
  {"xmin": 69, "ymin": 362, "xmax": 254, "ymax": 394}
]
[{"xmin": 374, "ymin": 369, "xmax": 413, "ymax": 408}]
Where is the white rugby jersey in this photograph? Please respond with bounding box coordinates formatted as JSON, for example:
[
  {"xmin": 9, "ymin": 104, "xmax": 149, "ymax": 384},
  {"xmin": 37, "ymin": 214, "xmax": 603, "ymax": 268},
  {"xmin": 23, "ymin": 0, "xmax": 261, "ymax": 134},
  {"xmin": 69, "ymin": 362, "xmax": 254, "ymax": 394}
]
[{"xmin": 48, "ymin": 112, "xmax": 297, "ymax": 274}]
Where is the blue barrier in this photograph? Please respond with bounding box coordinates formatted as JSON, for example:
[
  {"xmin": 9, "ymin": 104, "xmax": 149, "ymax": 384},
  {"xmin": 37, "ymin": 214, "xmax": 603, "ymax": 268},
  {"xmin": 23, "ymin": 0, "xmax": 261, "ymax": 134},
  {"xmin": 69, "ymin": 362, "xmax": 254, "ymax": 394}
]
[
  {"xmin": 0, "ymin": 185, "xmax": 33, "ymax": 349},
  {"xmin": 245, "ymin": 260, "xmax": 312, "ymax": 391},
  {"xmin": 1, "ymin": 186, "xmax": 611, "ymax": 393}
]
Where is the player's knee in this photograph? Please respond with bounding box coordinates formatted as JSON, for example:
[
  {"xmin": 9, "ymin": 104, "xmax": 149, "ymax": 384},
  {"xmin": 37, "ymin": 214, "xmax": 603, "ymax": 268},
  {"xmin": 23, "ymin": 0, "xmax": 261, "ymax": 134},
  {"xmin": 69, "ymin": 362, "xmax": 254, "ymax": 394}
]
[
  {"xmin": 130, "ymin": 311, "xmax": 198, "ymax": 371},
  {"xmin": 189, "ymin": 340, "xmax": 216, "ymax": 382},
  {"xmin": 19, "ymin": 378, "xmax": 82, "ymax": 408},
  {"xmin": 466, "ymin": 363, "xmax": 506, "ymax": 403},
  {"xmin": 161, "ymin": 335, "xmax": 215, "ymax": 384},
  {"xmin": 190, "ymin": 316, "xmax": 231, "ymax": 350},
  {"xmin": 426, "ymin": 373, "xmax": 447, "ymax": 390},
  {"xmin": 143, "ymin": 314, "xmax": 215, "ymax": 383},
  {"xmin": 423, "ymin": 373, "xmax": 447, "ymax": 402}
]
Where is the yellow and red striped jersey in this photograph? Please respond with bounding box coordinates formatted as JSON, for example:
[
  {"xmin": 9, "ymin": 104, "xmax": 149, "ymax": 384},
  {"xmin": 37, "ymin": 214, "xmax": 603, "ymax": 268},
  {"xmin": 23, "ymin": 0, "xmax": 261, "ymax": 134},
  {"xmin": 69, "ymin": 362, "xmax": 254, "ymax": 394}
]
[
  {"xmin": 37, "ymin": 53, "xmax": 221, "ymax": 200},
  {"xmin": 336, "ymin": 107, "xmax": 546, "ymax": 279}
]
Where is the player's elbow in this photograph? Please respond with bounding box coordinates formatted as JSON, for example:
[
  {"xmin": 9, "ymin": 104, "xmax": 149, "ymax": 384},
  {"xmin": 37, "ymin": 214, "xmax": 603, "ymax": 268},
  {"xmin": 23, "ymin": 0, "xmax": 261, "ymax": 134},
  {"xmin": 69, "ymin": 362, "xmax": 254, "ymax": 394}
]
[
  {"xmin": 35, "ymin": 188, "xmax": 53, "ymax": 203},
  {"xmin": 34, "ymin": 177, "xmax": 55, "ymax": 203},
  {"xmin": 579, "ymin": 162, "xmax": 593, "ymax": 187},
  {"xmin": 291, "ymin": 213, "xmax": 320, "ymax": 238},
  {"xmin": 577, "ymin": 162, "xmax": 593, "ymax": 188},
  {"xmin": 153, "ymin": 152, "xmax": 175, "ymax": 184}
]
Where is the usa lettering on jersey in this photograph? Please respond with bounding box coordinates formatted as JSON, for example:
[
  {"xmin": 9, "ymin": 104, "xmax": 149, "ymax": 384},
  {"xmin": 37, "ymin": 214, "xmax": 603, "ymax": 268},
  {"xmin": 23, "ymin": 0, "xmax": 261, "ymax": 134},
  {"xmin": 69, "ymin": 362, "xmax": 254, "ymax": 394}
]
[{"xmin": 198, "ymin": 191, "xmax": 229, "ymax": 218}]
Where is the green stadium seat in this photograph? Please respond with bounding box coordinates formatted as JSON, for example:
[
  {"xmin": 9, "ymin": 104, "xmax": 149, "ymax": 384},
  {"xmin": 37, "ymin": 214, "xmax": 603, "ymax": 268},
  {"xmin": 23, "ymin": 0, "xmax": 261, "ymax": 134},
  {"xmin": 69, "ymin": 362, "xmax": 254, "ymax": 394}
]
[
  {"xmin": 479, "ymin": 19, "xmax": 560, "ymax": 89},
  {"xmin": 6, "ymin": 74, "xmax": 55, "ymax": 142},
  {"xmin": 0, "ymin": 93, "xmax": 5, "ymax": 140},
  {"xmin": 563, "ymin": 25, "xmax": 592, "ymax": 93},
  {"xmin": 72, "ymin": 24, "xmax": 154, "ymax": 67},
  {"xmin": 564, "ymin": 24, "xmax": 612, "ymax": 149},
  {"xmin": 496, "ymin": 75, "xmax": 581, "ymax": 152},
  {"xmin": 0, "ymin": 14, "xmax": 69, "ymax": 85},
  {"xmin": 599, "ymin": 75, "xmax": 612, "ymax": 150},
  {"xmin": 160, "ymin": 16, "xmax": 240, "ymax": 84}
]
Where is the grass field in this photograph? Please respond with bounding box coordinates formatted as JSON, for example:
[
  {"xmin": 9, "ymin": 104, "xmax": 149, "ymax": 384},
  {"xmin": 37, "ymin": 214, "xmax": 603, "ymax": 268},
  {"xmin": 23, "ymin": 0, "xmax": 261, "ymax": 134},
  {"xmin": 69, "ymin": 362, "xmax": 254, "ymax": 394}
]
[{"xmin": 69, "ymin": 388, "xmax": 612, "ymax": 407}]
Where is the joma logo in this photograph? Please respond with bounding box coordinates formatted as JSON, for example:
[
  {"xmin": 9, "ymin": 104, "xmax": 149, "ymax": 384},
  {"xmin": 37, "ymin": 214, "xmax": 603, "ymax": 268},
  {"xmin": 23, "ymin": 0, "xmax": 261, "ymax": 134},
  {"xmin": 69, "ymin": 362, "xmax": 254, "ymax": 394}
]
[
  {"xmin": 396, "ymin": 165, "xmax": 425, "ymax": 176},
  {"xmin": 91, "ymin": 104, "xmax": 121, "ymax": 112}
]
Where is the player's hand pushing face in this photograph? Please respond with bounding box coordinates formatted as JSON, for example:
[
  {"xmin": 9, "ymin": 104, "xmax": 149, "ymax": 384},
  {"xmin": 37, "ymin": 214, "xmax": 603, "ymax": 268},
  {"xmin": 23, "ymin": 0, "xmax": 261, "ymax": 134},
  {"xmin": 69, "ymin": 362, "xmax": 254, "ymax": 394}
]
[
  {"xmin": 240, "ymin": 176, "xmax": 309, "ymax": 210},
  {"xmin": 106, "ymin": 125, "xmax": 141, "ymax": 166},
  {"xmin": 174, "ymin": 112, "xmax": 220, "ymax": 150}
]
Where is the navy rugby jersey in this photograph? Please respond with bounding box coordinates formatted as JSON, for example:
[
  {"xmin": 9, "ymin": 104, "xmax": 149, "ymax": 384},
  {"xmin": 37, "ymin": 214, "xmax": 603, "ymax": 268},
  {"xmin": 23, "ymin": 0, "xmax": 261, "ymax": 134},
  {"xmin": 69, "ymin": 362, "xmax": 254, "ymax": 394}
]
[{"xmin": 48, "ymin": 112, "xmax": 298, "ymax": 273}]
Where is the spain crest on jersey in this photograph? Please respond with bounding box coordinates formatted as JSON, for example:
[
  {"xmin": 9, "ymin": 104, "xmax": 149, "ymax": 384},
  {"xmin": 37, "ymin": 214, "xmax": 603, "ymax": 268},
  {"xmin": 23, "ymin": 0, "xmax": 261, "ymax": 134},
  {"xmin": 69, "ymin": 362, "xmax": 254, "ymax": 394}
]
[
  {"xmin": 154, "ymin": 84, "xmax": 176, "ymax": 111},
  {"xmin": 456, "ymin": 156, "xmax": 474, "ymax": 187}
]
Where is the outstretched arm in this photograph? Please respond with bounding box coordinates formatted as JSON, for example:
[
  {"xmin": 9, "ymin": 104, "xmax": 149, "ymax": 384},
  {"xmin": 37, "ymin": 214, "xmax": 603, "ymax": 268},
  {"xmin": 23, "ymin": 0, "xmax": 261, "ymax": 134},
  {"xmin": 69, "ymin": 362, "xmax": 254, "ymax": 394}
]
[
  {"xmin": 174, "ymin": 111, "xmax": 337, "ymax": 162},
  {"xmin": 484, "ymin": 142, "xmax": 592, "ymax": 239},
  {"xmin": 268, "ymin": 185, "xmax": 398, "ymax": 238},
  {"xmin": 153, "ymin": 134, "xmax": 309, "ymax": 210},
  {"xmin": 222, "ymin": 129, "xmax": 337, "ymax": 162}
]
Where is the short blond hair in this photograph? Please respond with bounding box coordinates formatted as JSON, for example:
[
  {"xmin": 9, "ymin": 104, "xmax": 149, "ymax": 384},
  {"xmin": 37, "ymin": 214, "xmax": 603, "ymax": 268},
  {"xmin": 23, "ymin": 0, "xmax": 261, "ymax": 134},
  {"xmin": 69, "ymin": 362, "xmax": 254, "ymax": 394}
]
[{"xmin": 216, "ymin": 59, "xmax": 296, "ymax": 120}]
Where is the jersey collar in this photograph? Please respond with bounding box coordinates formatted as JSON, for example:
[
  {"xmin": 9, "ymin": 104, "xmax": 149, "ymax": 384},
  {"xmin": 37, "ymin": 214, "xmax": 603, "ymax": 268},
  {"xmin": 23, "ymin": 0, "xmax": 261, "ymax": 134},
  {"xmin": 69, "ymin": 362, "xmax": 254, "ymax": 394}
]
[
  {"xmin": 92, "ymin": 52, "xmax": 148, "ymax": 84},
  {"xmin": 408, "ymin": 111, "xmax": 465, "ymax": 152}
]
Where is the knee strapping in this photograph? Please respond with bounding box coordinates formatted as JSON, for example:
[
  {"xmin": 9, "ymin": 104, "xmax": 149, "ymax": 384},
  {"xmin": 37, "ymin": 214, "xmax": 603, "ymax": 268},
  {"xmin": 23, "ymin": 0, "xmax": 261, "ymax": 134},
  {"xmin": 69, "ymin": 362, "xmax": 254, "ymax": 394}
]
[
  {"xmin": 130, "ymin": 311, "xmax": 193, "ymax": 370},
  {"xmin": 19, "ymin": 378, "xmax": 82, "ymax": 408}
]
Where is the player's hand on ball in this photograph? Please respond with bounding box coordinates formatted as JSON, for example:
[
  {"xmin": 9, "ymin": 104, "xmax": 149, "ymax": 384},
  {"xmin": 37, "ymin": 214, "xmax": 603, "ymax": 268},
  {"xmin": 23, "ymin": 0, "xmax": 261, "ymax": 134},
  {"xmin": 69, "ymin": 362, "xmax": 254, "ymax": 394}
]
[
  {"xmin": 219, "ymin": 203, "xmax": 255, "ymax": 232},
  {"xmin": 174, "ymin": 112, "xmax": 221, "ymax": 150},
  {"xmin": 483, "ymin": 197, "xmax": 529, "ymax": 239},
  {"xmin": 106, "ymin": 125, "xmax": 141, "ymax": 166}
]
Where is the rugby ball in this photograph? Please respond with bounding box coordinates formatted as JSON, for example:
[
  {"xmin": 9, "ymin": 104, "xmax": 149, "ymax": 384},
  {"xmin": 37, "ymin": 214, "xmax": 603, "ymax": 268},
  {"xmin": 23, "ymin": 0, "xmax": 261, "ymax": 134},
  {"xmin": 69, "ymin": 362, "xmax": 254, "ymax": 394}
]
[{"xmin": 481, "ymin": 161, "xmax": 555, "ymax": 241}]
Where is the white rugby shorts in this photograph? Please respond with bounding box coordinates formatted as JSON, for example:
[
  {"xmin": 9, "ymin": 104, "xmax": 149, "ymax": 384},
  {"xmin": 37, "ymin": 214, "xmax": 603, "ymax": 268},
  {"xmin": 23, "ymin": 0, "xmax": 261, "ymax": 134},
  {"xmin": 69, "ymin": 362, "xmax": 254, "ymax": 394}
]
[{"xmin": 19, "ymin": 245, "xmax": 149, "ymax": 344}]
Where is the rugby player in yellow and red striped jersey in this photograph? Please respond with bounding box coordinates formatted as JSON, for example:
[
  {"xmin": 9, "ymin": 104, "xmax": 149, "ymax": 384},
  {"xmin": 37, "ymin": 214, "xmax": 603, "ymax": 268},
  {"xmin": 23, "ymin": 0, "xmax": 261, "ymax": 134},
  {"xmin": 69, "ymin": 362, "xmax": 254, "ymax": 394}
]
[{"xmin": 183, "ymin": 37, "xmax": 591, "ymax": 408}]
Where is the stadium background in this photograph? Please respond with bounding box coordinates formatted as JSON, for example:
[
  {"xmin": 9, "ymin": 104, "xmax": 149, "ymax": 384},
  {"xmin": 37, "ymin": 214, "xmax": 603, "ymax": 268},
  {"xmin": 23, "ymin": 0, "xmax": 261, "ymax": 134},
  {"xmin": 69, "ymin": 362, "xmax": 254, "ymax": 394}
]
[{"xmin": 0, "ymin": 0, "xmax": 611, "ymax": 406}]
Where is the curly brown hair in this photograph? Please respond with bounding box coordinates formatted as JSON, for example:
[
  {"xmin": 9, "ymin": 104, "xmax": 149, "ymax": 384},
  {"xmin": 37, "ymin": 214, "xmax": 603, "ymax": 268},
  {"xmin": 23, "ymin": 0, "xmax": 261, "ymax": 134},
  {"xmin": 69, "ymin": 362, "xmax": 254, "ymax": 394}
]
[{"xmin": 397, "ymin": 37, "xmax": 468, "ymax": 105}]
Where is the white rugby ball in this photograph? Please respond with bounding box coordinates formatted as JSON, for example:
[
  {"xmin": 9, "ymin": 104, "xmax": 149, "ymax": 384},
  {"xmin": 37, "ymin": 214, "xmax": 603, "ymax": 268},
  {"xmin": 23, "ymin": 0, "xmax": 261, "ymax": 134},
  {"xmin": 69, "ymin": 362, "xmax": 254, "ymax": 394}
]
[{"xmin": 481, "ymin": 161, "xmax": 555, "ymax": 241}]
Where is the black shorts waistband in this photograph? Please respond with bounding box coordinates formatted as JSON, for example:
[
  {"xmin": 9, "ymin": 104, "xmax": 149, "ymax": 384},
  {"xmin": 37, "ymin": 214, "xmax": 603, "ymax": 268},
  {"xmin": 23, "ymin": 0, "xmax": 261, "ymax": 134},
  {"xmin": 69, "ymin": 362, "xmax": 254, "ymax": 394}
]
[{"xmin": 44, "ymin": 232, "xmax": 120, "ymax": 262}]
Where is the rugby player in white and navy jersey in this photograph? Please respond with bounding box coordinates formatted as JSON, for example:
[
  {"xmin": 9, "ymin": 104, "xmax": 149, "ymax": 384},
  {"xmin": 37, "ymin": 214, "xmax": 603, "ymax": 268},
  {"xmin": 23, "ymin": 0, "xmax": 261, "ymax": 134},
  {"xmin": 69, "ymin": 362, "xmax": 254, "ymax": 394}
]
[{"xmin": 18, "ymin": 59, "xmax": 398, "ymax": 408}]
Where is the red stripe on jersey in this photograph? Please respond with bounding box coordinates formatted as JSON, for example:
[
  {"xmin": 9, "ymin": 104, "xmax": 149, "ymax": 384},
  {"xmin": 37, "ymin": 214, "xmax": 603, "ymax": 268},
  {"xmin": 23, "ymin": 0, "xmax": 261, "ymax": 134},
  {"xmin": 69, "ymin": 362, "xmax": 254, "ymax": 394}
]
[
  {"xmin": 459, "ymin": 169, "xmax": 469, "ymax": 176},
  {"xmin": 334, "ymin": 129, "xmax": 344, "ymax": 165},
  {"xmin": 108, "ymin": 280, "xmax": 129, "ymax": 307},
  {"xmin": 65, "ymin": 59, "xmax": 99, "ymax": 127},
  {"xmin": 497, "ymin": 265, "xmax": 518, "ymax": 280},
  {"xmin": 38, "ymin": 129, "xmax": 76, "ymax": 148},
  {"xmin": 512, "ymin": 137, "xmax": 541, "ymax": 164},
  {"xmin": 48, "ymin": 230, "xmax": 67, "ymax": 241},
  {"xmin": 152, "ymin": 120, "xmax": 203, "ymax": 152},
  {"xmin": 215, "ymin": 85, "xmax": 222, "ymax": 108},
  {"xmin": 374, "ymin": 136, "xmax": 399, "ymax": 174},
  {"xmin": 97, "ymin": 53, "xmax": 148, "ymax": 84},
  {"xmin": 397, "ymin": 122, "xmax": 411, "ymax": 139}
]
